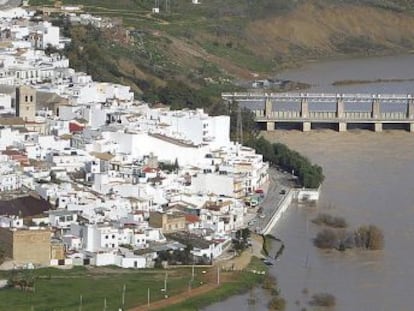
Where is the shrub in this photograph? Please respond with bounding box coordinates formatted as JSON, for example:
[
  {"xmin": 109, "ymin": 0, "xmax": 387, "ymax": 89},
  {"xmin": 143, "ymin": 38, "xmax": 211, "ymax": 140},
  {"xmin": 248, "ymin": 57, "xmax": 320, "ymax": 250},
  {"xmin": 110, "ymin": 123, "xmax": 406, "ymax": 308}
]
[
  {"xmin": 262, "ymin": 275, "xmax": 278, "ymax": 290},
  {"xmin": 312, "ymin": 213, "xmax": 348, "ymax": 228},
  {"xmin": 309, "ymin": 293, "xmax": 336, "ymax": 307},
  {"xmin": 269, "ymin": 296, "xmax": 286, "ymax": 311},
  {"xmin": 355, "ymin": 225, "xmax": 384, "ymax": 250},
  {"xmin": 313, "ymin": 229, "xmax": 339, "ymax": 249}
]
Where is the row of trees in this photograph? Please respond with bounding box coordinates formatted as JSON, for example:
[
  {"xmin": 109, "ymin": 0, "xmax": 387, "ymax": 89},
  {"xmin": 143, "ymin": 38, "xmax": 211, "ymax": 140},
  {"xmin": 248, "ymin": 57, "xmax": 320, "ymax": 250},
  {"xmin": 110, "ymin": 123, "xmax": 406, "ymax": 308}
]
[{"xmin": 249, "ymin": 137, "xmax": 325, "ymax": 188}]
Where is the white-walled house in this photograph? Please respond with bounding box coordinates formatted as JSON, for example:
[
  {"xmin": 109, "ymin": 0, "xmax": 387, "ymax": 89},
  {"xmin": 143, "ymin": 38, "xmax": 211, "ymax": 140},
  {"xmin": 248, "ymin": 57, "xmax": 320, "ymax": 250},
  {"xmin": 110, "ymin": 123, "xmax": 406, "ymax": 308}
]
[
  {"xmin": 47, "ymin": 210, "xmax": 78, "ymax": 229},
  {"xmin": 29, "ymin": 22, "xmax": 60, "ymax": 49},
  {"xmin": 0, "ymin": 215, "xmax": 24, "ymax": 228},
  {"xmin": 71, "ymin": 223, "xmax": 120, "ymax": 252}
]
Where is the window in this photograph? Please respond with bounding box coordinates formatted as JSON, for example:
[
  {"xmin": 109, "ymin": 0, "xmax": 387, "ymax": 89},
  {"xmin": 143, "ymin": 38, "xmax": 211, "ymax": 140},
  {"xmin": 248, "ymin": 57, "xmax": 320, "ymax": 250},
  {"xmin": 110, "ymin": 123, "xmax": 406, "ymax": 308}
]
[
  {"xmin": 25, "ymin": 95, "xmax": 28, "ymax": 102},
  {"xmin": 112, "ymin": 235, "xmax": 115, "ymax": 239},
  {"xmin": 105, "ymin": 235, "xmax": 109, "ymax": 239},
  {"xmin": 30, "ymin": 96, "xmax": 33, "ymax": 102}
]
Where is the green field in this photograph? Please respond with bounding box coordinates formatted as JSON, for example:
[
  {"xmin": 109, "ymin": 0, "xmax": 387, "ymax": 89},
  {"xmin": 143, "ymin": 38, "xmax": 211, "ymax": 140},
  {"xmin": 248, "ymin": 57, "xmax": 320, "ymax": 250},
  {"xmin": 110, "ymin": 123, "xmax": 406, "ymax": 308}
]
[
  {"xmin": 158, "ymin": 257, "xmax": 268, "ymax": 311},
  {"xmin": 0, "ymin": 266, "xmax": 204, "ymax": 311}
]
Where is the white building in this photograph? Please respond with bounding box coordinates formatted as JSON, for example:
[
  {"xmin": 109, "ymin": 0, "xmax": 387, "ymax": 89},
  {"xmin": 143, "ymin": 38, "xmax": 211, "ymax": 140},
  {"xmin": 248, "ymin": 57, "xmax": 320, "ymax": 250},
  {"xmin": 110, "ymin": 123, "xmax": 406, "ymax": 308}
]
[{"xmin": 29, "ymin": 22, "xmax": 60, "ymax": 50}]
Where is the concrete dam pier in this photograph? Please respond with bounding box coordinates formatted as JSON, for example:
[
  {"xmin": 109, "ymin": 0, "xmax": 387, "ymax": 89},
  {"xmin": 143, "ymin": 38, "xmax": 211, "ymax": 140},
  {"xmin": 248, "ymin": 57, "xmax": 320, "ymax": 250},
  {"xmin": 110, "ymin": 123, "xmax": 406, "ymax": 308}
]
[{"xmin": 222, "ymin": 93, "xmax": 414, "ymax": 132}]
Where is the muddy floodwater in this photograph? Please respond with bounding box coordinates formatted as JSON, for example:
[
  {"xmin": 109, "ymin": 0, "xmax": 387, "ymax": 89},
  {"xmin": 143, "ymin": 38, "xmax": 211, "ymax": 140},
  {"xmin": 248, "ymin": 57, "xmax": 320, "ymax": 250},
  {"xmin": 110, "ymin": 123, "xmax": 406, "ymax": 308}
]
[
  {"xmin": 205, "ymin": 55, "xmax": 414, "ymax": 311},
  {"xmin": 263, "ymin": 130, "xmax": 414, "ymax": 311}
]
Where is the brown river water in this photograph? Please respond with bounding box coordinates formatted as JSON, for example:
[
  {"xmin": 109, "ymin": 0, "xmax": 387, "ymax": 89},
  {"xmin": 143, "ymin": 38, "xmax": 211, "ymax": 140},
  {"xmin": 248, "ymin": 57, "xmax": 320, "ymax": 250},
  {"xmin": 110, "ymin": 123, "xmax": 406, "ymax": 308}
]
[{"xmin": 205, "ymin": 55, "xmax": 414, "ymax": 311}]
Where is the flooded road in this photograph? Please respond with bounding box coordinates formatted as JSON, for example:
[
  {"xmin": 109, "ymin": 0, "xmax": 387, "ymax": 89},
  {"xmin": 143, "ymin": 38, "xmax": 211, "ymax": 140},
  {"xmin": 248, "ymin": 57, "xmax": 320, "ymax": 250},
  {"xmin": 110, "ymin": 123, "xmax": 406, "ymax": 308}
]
[{"xmin": 205, "ymin": 54, "xmax": 414, "ymax": 311}]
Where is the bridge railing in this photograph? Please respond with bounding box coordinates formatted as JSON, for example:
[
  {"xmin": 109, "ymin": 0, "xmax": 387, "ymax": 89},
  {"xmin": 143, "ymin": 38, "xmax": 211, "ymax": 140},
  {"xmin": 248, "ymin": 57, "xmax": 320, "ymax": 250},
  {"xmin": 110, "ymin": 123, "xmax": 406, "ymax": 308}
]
[
  {"xmin": 255, "ymin": 110, "xmax": 411, "ymax": 120},
  {"xmin": 222, "ymin": 92, "xmax": 413, "ymax": 101}
]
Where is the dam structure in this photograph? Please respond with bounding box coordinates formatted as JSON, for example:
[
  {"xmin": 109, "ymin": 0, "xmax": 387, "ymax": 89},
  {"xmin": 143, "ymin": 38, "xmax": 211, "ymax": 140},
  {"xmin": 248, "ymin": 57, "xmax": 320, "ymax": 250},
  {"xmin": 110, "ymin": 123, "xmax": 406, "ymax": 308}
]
[{"xmin": 222, "ymin": 92, "xmax": 414, "ymax": 132}]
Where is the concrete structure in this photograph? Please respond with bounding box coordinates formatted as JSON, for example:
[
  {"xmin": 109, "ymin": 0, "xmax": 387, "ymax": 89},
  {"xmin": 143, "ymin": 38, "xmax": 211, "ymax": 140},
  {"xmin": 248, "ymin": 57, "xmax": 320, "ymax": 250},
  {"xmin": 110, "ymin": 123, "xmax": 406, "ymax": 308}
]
[
  {"xmin": 0, "ymin": 227, "xmax": 51, "ymax": 265},
  {"xmin": 149, "ymin": 212, "xmax": 186, "ymax": 233},
  {"xmin": 223, "ymin": 93, "xmax": 414, "ymax": 132},
  {"xmin": 261, "ymin": 188, "xmax": 320, "ymax": 235},
  {"xmin": 16, "ymin": 85, "xmax": 36, "ymax": 122}
]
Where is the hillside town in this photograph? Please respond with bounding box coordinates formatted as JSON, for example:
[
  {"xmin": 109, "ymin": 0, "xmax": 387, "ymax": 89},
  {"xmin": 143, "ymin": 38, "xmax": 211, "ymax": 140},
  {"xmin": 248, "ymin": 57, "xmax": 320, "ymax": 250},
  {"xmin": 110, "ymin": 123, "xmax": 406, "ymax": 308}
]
[{"xmin": 0, "ymin": 5, "xmax": 270, "ymax": 269}]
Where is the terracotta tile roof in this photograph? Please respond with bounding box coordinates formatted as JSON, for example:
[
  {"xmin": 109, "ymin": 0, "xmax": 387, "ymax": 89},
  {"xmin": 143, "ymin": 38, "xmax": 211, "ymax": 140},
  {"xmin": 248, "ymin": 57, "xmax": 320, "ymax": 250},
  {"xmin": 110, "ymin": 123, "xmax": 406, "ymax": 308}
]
[{"xmin": 185, "ymin": 214, "xmax": 200, "ymax": 223}]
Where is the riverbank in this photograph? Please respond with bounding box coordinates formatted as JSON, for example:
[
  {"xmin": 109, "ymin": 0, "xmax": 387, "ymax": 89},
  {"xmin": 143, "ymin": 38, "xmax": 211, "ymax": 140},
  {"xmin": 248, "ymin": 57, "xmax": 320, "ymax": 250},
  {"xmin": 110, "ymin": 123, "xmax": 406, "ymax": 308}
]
[
  {"xmin": 332, "ymin": 77, "xmax": 414, "ymax": 86},
  {"xmin": 128, "ymin": 168, "xmax": 304, "ymax": 311},
  {"xmin": 129, "ymin": 246, "xmax": 267, "ymax": 311}
]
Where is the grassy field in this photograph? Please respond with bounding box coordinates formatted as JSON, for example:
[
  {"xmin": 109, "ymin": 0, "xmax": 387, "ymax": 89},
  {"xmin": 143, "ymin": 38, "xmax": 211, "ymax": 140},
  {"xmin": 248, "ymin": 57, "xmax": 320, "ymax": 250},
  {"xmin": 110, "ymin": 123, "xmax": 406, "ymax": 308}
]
[
  {"xmin": 157, "ymin": 257, "xmax": 267, "ymax": 311},
  {"xmin": 0, "ymin": 266, "xmax": 204, "ymax": 311}
]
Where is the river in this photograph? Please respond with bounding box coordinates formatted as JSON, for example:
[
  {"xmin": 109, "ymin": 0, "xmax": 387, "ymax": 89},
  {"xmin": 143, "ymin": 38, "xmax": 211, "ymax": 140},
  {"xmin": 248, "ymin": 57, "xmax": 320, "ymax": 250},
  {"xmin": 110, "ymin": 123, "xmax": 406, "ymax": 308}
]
[{"xmin": 205, "ymin": 54, "xmax": 414, "ymax": 311}]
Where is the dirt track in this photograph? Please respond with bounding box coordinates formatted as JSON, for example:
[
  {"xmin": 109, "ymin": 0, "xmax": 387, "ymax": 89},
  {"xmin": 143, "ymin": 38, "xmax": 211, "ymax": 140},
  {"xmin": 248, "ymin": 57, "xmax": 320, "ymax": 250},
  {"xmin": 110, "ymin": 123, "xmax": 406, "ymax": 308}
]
[{"xmin": 128, "ymin": 234, "xmax": 264, "ymax": 311}]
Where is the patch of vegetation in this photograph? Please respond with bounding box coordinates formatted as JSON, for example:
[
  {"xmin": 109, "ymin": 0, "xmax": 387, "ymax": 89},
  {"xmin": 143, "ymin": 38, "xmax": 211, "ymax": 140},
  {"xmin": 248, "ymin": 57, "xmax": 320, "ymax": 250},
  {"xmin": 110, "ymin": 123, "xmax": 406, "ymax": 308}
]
[
  {"xmin": 269, "ymin": 296, "xmax": 287, "ymax": 311},
  {"xmin": 331, "ymin": 34, "xmax": 390, "ymax": 54},
  {"xmin": 0, "ymin": 265, "xmax": 203, "ymax": 311},
  {"xmin": 157, "ymin": 257, "xmax": 267, "ymax": 311},
  {"xmin": 0, "ymin": 246, "xmax": 4, "ymax": 265},
  {"xmin": 332, "ymin": 78, "xmax": 414, "ymax": 86},
  {"xmin": 309, "ymin": 292, "xmax": 336, "ymax": 307},
  {"xmin": 262, "ymin": 275, "xmax": 286, "ymax": 311},
  {"xmin": 314, "ymin": 225, "xmax": 385, "ymax": 251},
  {"xmin": 233, "ymin": 228, "xmax": 251, "ymax": 253},
  {"xmin": 158, "ymin": 160, "xmax": 179, "ymax": 173},
  {"xmin": 355, "ymin": 225, "xmax": 385, "ymax": 250},
  {"xmin": 312, "ymin": 213, "xmax": 348, "ymax": 228}
]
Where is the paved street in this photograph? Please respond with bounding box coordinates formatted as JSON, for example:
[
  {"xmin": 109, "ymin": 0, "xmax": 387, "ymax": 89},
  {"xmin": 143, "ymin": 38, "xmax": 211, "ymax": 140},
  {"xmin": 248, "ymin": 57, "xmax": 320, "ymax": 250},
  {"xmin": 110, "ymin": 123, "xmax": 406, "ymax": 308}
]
[{"xmin": 247, "ymin": 168, "xmax": 297, "ymax": 233}]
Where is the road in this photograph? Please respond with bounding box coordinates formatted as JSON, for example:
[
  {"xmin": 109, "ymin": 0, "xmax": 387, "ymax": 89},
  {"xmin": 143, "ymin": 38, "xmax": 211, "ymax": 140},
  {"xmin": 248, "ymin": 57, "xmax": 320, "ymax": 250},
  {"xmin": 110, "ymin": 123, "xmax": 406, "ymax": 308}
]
[{"xmin": 247, "ymin": 168, "xmax": 297, "ymax": 233}]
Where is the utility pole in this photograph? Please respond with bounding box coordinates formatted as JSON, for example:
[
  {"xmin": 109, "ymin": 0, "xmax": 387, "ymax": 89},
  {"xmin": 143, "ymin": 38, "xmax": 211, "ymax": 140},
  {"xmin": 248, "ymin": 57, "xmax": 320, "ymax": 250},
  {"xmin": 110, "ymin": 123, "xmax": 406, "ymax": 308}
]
[
  {"xmin": 217, "ymin": 266, "xmax": 220, "ymax": 285},
  {"xmin": 191, "ymin": 263, "xmax": 195, "ymax": 282},
  {"xmin": 236, "ymin": 103, "xmax": 243, "ymax": 144},
  {"xmin": 165, "ymin": 0, "xmax": 171, "ymax": 14},
  {"xmin": 121, "ymin": 284, "xmax": 126, "ymax": 309},
  {"xmin": 79, "ymin": 295, "xmax": 83, "ymax": 311},
  {"xmin": 147, "ymin": 288, "xmax": 151, "ymax": 307},
  {"xmin": 164, "ymin": 272, "xmax": 168, "ymax": 292},
  {"xmin": 103, "ymin": 297, "xmax": 107, "ymax": 311}
]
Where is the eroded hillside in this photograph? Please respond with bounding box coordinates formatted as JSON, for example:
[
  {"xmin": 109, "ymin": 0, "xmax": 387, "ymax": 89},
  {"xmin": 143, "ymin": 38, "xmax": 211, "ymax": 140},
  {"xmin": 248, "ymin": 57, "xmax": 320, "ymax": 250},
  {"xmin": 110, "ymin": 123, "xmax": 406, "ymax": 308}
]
[{"xmin": 31, "ymin": 0, "xmax": 414, "ymax": 107}]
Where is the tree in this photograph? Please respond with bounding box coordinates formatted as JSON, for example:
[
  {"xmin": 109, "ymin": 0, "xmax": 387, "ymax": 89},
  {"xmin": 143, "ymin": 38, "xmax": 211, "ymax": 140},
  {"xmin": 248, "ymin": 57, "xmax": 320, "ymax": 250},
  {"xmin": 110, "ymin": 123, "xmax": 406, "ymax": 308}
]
[
  {"xmin": 313, "ymin": 229, "xmax": 339, "ymax": 249},
  {"xmin": 241, "ymin": 228, "xmax": 250, "ymax": 241},
  {"xmin": 355, "ymin": 225, "xmax": 384, "ymax": 250},
  {"xmin": 0, "ymin": 245, "xmax": 5, "ymax": 265}
]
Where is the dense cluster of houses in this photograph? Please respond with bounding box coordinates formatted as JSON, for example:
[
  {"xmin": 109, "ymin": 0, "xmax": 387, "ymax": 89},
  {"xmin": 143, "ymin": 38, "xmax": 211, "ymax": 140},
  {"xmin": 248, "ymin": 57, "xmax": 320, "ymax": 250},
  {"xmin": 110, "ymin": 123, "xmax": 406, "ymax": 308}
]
[{"xmin": 0, "ymin": 5, "xmax": 269, "ymax": 269}]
